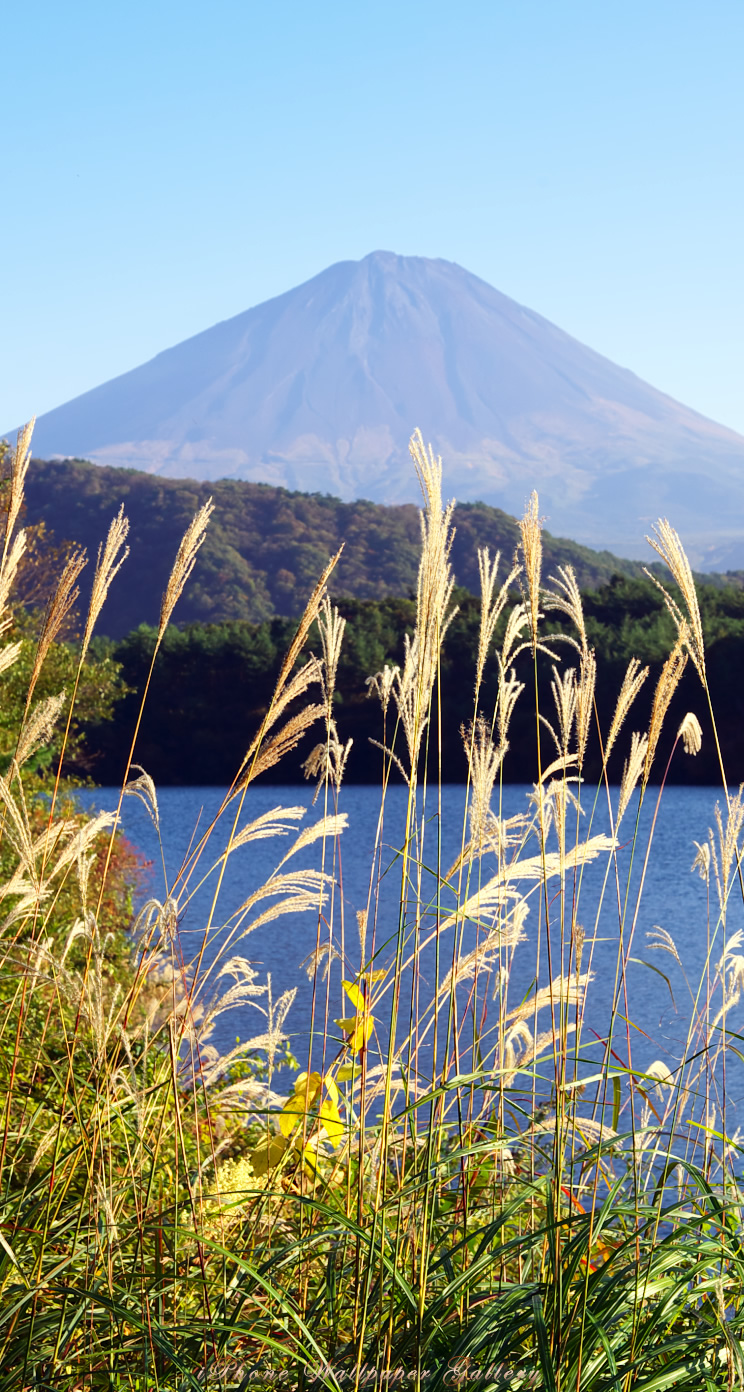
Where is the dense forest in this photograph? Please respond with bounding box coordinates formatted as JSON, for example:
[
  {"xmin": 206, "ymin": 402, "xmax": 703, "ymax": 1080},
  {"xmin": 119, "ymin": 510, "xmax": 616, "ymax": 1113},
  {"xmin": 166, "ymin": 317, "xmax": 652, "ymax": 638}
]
[
  {"xmin": 83, "ymin": 575, "xmax": 744, "ymax": 787},
  {"xmin": 25, "ymin": 456, "xmax": 654, "ymax": 633}
]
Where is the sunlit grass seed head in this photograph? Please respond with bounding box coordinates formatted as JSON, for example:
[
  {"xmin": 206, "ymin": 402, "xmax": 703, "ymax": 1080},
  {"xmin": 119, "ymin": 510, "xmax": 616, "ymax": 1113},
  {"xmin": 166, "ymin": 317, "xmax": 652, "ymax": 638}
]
[
  {"xmin": 678, "ymin": 710, "xmax": 702, "ymax": 756},
  {"xmin": 544, "ymin": 563, "xmax": 588, "ymax": 656},
  {"xmin": 475, "ymin": 545, "xmax": 521, "ymax": 693},
  {"xmin": 158, "ymin": 499, "xmax": 212, "ymax": 639},
  {"xmin": 316, "ymin": 593, "xmax": 346, "ymax": 711},
  {"xmin": 14, "ymin": 690, "xmax": 67, "ymax": 770},
  {"xmin": 83, "ymin": 504, "xmax": 130, "ymax": 658},
  {"xmin": 365, "ymin": 662, "xmax": 399, "ymax": 718},
  {"xmin": 28, "ymin": 545, "xmax": 87, "ymax": 703},
  {"xmin": 617, "ymin": 730, "xmax": 648, "ymax": 825},
  {"xmin": 3, "ymin": 418, "xmax": 34, "ymax": 558},
  {"xmin": 604, "ymin": 656, "xmax": 649, "ymax": 766},
  {"xmin": 518, "ymin": 490, "xmax": 543, "ymax": 648},
  {"xmin": 645, "ymin": 517, "xmax": 706, "ymax": 681},
  {"xmin": 462, "ymin": 716, "xmax": 506, "ymax": 848},
  {"xmin": 644, "ymin": 640, "xmax": 688, "ymax": 784},
  {"xmin": 0, "ymin": 529, "xmax": 27, "ymax": 638}
]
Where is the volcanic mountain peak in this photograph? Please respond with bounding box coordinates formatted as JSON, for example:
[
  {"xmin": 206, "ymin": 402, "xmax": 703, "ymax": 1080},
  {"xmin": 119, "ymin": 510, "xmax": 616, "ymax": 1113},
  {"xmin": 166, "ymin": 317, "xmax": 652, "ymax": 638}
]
[{"xmin": 15, "ymin": 251, "xmax": 744, "ymax": 566}]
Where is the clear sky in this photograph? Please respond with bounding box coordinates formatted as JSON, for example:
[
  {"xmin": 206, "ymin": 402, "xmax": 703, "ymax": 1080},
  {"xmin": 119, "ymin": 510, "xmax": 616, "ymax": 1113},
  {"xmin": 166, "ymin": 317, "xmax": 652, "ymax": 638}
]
[{"xmin": 3, "ymin": 0, "xmax": 742, "ymax": 434}]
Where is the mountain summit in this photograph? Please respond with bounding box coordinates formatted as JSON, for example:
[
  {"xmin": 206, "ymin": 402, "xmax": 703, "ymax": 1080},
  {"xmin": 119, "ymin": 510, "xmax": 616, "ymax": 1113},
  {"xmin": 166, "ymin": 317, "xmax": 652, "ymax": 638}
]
[{"xmin": 19, "ymin": 252, "xmax": 744, "ymax": 565}]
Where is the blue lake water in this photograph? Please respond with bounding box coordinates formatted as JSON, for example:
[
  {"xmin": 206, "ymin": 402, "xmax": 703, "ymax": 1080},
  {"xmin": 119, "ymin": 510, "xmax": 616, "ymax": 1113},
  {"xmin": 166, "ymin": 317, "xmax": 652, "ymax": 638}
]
[{"xmin": 78, "ymin": 783, "xmax": 744, "ymax": 1113}]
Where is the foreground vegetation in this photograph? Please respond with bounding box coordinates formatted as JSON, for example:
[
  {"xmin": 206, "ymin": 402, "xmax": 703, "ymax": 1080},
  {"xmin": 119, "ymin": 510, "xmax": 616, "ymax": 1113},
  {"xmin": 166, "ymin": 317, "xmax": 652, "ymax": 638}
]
[{"xmin": 2, "ymin": 425, "xmax": 744, "ymax": 1388}]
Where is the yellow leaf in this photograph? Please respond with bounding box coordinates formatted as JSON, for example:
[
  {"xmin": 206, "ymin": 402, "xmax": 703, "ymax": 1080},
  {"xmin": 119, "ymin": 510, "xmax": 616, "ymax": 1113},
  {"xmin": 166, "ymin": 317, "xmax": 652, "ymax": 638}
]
[
  {"xmin": 319, "ymin": 1094, "xmax": 343, "ymax": 1147},
  {"xmin": 350, "ymin": 1016, "xmax": 374, "ymax": 1054},
  {"xmin": 302, "ymin": 1139, "xmax": 321, "ymax": 1178},
  {"xmin": 250, "ymin": 1132, "xmax": 289, "ymax": 1176},
  {"xmin": 279, "ymin": 1071, "xmax": 322, "ymax": 1136},
  {"xmin": 342, "ymin": 979, "xmax": 365, "ymax": 1011},
  {"xmin": 335, "ymin": 1016, "xmax": 358, "ymax": 1033}
]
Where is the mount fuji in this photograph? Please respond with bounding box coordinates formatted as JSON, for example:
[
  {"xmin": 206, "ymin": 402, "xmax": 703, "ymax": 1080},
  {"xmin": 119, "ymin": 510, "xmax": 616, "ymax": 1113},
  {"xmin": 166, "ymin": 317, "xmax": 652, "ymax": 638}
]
[{"xmin": 17, "ymin": 251, "xmax": 744, "ymax": 566}]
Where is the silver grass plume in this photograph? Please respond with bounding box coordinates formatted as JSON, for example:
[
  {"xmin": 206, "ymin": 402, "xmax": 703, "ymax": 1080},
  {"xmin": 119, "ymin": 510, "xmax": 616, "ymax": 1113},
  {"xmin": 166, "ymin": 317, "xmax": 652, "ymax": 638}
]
[
  {"xmin": 0, "ymin": 420, "xmax": 33, "ymax": 639},
  {"xmin": 366, "ymin": 664, "xmax": 399, "ymax": 717},
  {"xmin": 2, "ymin": 420, "xmax": 33, "ymax": 564},
  {"xmin": 604, "ymin": 657, "xmax": 649, "ymax": 766},
  {"xmin": 545, "ymin": 565, "xmax": 595, "ymax": 766},
  {"xmin": 0, "ymin": 641, "xmax": 22, "ymax": 679},
  {"xmin": 518, "ymin": 491, "xmax": 542, "ymax": 651},
  {"xmin": 302, "ymin": 735, "xmax": 353, "ymax": 798},
  {"xmin": 0, "ymin": 530, "xmax": 26, "ymax": 639},
  {"xmin": 501, "ymin": 1023, "xmax": 578, "ymax": 1090},
  {"xmin": 239, "ymin": 550, "xmax": 341, "ymax": 785},
  {"xmin": 220, "ymin": 805, "xmax": 306, "ymax": 857},
  {"xmin": 645, "ymin": 518, "xmax": 706, "ymax": 680},
  {"xmin": 277, "ymin": 811, "xmax": 348, "ymax": 865},
  {"xmin": 82, "ymin": 506, "xmax": 130, "ymax": 658},
  {"xmin": 545, "ymin": 778, "xmax": 582, "ymax": 859},
  {"xmin": 644, "ymin": 641, "xmax": 687, "ymax": 783},
  {"xmin": 27, "ymin": 546, "xmax": 87, "ymax": 704},
  {"xmin": 14, "ymin": 690, "xmax": 67, "ymax": 770},
  {"xmin": 507, "ymin": 970, "xmax": 594, "ymax": 1024},
  {"xmin": 646, "ymin": 926, "xmax": 682, "ymax": 968},
  {"xmin": 495, "ymin": 602, "xmax": 529, "ymax": 747},
  {"xmin": 357, "ymin": 908, "xmax": 368, "ymax": 961},
  {"xmin": 299, "ymin": 939, "xmax": 340, "ymax": 982},
  {"xmin": 122, "ymin": 764, "xmax": 160, "ymax": 831},
  {"xmin": 550, "ymin": 667, "xmax": 577, "ymax": 758},
  {"xmin": 393, "ymin": 431, "xmax": 457, "ymax": 774},
  {"xmin": 438, "ymin": 905, "xmax": 529, "ymax": 996},
  {"xmin": 497, "ymin": 664, "xmax": 525, "ymax": 750},
  {"xmin": 303, "ymin": 593, "xmax": 351, "ymax": 795},
  {"xmin": 678, "ymin": 711, "xmax": 703, "ymax": 756},
  {"xmin": 439, "ymin": 833, "xmax": 615, "ymax": 930},
  {"xmin": 245, "ymin": 704, "xmax": 325, "ymax": 784},
  {"xmin": 158, "ymin": 499, "xmax": 212, "ymax": 638},
  {"xmin": 692, "ymin": 839, "xmax": 711, "ymax": 884},
  {"xmin": 708, "ymin": 791, "xmax": 744, "ymax": 919},
  {"xmin": 617, "ymin": 731, "xmax": 648, "ymax": 825},
  {"xmin": 575, "ymin": 648, "xmax": 596, "ymax": 767},
  {"xmin": 475, "ymin": 547, "xmax": 521, "ymax": 693},
  {"xmin": 544, "ymin": 564, "xmax": 587, "ymax": 654},
  {"xmin": 266, "ymin": 549, "xmax": 343, "ymax": 709},
  {"xmin": 316, "ymin": 594, "xmax": 345, "ymax": 713},
  {"xmin": 462, "ymin": 716, "xmax": 506, "ymax": 848}
]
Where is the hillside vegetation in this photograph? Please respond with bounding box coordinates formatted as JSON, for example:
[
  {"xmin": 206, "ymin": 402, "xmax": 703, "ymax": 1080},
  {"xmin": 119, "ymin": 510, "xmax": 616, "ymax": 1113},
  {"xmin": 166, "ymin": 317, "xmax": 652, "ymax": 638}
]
[
  {"xmin": 85, "ymin": 574, "xmax": 744, "ymax": 786},
  {"xmin": 26, "ymin": 456, "xmax": 648, "ymax": 633}
]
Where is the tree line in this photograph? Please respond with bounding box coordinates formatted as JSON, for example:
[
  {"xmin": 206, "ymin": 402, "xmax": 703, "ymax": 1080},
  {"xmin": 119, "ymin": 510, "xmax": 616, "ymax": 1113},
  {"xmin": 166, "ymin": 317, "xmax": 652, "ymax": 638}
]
[{"xmin": 82, "ymin": 575, "xmax": 744, "ymax": 787}]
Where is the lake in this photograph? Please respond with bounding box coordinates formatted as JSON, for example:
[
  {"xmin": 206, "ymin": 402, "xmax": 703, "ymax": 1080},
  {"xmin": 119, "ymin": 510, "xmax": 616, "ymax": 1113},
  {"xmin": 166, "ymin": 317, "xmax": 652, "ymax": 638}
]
[{"xmin": 78, "ymin": 782, "xmax": 744, "ymax": 1113}]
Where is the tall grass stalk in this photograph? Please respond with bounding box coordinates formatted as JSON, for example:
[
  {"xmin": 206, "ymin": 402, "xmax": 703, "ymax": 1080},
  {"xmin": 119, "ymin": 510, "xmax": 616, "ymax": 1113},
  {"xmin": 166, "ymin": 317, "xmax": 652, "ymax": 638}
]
[{"xmin": 1, "ymin": 423, "xmax": 744, "ymax": 1390}]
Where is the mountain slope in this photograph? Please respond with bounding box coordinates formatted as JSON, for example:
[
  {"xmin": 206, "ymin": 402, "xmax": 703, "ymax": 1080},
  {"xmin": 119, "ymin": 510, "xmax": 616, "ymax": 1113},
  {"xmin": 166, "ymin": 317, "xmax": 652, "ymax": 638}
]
[
  {"xmin": 24, "ymin": 457, "xmax": 645, "ymax": 638},
  {"xmin": 17, "ymin": 252, "xmax": 744, "ymax": 566}
]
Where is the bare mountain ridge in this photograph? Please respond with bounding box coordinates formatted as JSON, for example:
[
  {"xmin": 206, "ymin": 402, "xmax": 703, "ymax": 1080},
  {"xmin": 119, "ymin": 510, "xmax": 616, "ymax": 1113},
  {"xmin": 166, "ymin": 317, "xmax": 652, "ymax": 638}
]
[{"xmin": 17, "ymin": 252, "xmax": 744, "ymax": 567}]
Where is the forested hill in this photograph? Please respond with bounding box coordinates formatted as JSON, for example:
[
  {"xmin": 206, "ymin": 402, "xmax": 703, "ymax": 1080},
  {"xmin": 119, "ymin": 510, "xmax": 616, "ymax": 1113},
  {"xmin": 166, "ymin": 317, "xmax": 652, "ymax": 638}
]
[
  {"xmin": 26, "ymin": 457, "xmax": 648, "ymax": 636},
  {"xmin": 86, "ymin": 579, "xmax": 744, "ymax": 787}
]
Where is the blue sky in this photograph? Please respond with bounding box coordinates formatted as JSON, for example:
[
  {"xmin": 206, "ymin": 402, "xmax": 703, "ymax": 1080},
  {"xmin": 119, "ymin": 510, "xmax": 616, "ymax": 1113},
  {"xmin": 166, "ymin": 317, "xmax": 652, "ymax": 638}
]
[{"xmin": 3, "ymin": 0, "xmax": 742, "ymax": 433}]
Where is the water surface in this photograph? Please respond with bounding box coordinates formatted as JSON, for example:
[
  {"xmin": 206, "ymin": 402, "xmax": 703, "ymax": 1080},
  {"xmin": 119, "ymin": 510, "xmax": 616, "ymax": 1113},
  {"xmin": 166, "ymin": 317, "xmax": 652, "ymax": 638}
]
[{"xmin": 78, "ymin": 783, "xmax": 744, "ymax": 1109}]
